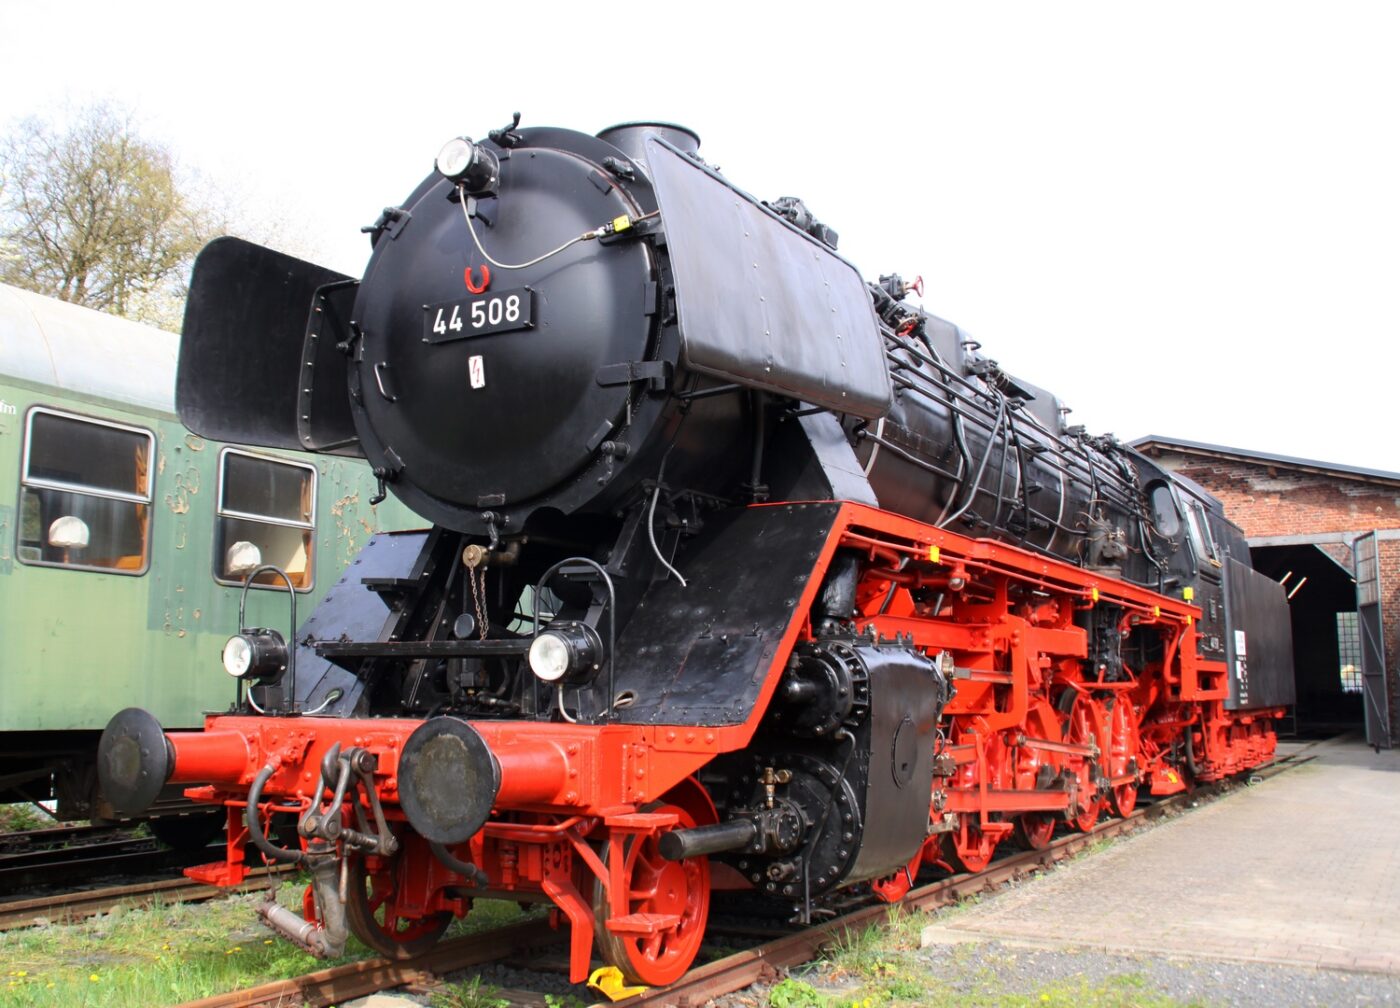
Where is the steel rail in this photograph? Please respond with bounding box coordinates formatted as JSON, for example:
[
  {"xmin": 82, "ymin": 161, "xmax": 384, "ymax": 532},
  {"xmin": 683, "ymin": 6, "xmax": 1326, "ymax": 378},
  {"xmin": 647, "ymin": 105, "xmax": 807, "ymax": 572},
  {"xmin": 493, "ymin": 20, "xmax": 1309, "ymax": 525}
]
[
  {"xmin": 1, "ymin": 836, "xmax": 160, "ymax": 872},
  {"xmin": 0, "ymin": 822, "xmax": 137, "ymax": 852},
  {"xmin": 171, "ymin": 918, "xmax": 558, "ymax": 1008},
  {"xmin": 0, "ymin": 836, "xmax": 224, "ymax": 892}
]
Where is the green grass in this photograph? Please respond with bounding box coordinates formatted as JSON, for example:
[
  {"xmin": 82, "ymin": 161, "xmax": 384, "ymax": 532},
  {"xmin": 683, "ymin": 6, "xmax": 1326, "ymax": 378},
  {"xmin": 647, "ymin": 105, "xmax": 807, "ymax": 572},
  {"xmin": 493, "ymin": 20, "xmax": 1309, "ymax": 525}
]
[
  {"xmin": 429, "ymin": 975, "xmax": 512, "ymax": 1008},
  {"xmin": 541, "ymin": 995, "xmax": 587, "ymax": 1008},
  {"xmin": 0, "ymin": 878, "xmax": 535, "ymax": 1008},
  {"xmin": 768, "ymin": 977, "xmax": 827, "ymax": 1007},
  {"xmin": 1074, "ymin": 835, "xmax": 1119, "ymax": 860},
  {"xmin": 0, "ymin": 897, "xmax": 313, "ymax": 1006},
  {"xmin": 0, "ymin": 803, "xmax": 60, "ymax": 833}
]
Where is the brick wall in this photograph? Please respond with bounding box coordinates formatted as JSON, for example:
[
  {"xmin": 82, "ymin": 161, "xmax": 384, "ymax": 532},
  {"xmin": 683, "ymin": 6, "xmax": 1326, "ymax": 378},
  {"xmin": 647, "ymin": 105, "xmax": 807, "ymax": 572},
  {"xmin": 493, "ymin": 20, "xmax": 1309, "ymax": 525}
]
[
  {"xmin": 1144, "ymin": 448, "xmax": 1400, "ymax": 745},
  {"xmin": 1147, "ymin": 451, "xmax": 1400, "ymax": 537}
]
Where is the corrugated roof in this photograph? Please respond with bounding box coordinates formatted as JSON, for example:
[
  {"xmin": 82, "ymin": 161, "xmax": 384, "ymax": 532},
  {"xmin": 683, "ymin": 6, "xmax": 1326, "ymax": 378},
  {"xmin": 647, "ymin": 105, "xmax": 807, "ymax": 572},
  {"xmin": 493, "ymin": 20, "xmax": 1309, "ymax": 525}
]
[
  {"xmin": 1131, "ymin": 435, "xmax": 1400, "ymax": 487},
  {"xmin": 0, "ymin": 282, "xmax": 177, "ymax": 413}
]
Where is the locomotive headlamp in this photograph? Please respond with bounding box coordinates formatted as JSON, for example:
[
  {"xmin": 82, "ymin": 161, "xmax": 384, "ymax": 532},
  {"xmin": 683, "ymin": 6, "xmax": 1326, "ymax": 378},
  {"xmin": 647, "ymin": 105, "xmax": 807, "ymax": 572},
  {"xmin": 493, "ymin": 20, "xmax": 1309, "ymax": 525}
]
[
  {"xmin": 221, "ymin": 629, "xmax": 289, "ymax": 683},
  {"xmin": 435, "ymin": 136, "xmax": 500, "ymax": 196},
  {"xmin": 528, "ymin": 622, "xmax": 603, "ymax": 684},
  {"xmin": 435, "ymin": 137, "xmax": 474, "ymax": 177}
]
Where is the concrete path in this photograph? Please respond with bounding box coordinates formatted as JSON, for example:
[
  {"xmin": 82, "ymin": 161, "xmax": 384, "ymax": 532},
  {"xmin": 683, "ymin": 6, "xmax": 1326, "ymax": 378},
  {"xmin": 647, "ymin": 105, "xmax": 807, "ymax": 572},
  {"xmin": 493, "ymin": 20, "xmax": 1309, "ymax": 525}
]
[{"xmin": 922, "ymin": 738, "xmax": 1400, "ymax": 975}]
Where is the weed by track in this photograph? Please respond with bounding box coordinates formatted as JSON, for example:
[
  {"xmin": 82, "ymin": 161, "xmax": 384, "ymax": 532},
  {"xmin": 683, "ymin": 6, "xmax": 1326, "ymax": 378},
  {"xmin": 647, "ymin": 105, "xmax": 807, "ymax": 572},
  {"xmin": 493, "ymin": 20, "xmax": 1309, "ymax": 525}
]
[{"xmin": 0, "ymin": 874, "xmax": 535, "ymax": 1008}]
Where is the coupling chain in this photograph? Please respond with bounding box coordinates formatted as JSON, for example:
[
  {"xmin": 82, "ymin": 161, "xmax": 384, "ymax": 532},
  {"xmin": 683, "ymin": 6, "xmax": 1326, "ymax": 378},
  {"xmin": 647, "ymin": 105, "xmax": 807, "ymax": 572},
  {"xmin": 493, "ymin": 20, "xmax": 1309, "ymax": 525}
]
[{"xmin": 463, "ymin": 544, "xmax": 489, "ymax": 640}]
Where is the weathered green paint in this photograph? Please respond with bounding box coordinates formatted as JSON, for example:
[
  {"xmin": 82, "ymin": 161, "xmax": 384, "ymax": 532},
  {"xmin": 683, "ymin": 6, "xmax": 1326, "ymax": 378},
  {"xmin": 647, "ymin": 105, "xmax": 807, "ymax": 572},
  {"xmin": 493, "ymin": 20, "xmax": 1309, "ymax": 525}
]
[{"xmin": 0, "ymin": 371, "xmax": 420, "ymax": 732}]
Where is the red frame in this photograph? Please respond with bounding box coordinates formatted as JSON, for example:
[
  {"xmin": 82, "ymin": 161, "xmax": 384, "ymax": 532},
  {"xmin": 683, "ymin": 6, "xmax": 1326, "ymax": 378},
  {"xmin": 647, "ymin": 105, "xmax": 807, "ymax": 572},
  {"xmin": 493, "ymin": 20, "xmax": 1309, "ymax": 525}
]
[{"xmin": 162, "ymin": 501, "xmax": 1282, "ymax": 982}]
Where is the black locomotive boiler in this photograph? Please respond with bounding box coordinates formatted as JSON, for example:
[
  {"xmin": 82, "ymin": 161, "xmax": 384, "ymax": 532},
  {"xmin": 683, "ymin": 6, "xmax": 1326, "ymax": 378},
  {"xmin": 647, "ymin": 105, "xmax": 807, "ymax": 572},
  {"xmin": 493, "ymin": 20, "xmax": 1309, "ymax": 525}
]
[{"xmin": 99, "ymin": 117, "xmax": 1293, "ymax": 987}]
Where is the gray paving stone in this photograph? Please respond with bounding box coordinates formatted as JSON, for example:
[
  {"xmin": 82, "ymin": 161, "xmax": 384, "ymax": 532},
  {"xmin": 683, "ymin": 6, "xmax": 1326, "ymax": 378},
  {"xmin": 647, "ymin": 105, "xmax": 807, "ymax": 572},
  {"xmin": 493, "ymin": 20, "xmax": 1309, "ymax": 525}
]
[{"xmin": 920, "ymin": 737, "xmax": 1400, "ymax": 976}]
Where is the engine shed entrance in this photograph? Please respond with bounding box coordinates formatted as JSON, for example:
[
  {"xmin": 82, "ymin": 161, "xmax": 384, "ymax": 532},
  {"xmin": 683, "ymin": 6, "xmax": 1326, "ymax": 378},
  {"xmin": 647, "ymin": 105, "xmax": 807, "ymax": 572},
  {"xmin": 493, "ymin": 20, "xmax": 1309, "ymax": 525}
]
[
  {"xmin": 1249, "ymin": 540, "xmax": 1366, "ymax": 737},
  {"xmin": 1132, "ymin": 436, "xmax": 1400, "ymax": 748}
]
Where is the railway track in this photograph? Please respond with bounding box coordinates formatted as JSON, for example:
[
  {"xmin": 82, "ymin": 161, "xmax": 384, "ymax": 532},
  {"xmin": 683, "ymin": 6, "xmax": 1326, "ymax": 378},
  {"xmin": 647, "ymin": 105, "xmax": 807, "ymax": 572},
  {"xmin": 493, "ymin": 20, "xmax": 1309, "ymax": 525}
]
[
  {"xmin": 170, "ymin": 751, "xmax": 1311, "ymax": 1008},
  {"xmin": 0, "ymin": 824, "xmax": 224, "ymax": 893},
  {"xmin": 0, "ymin": 865, "xmax": 289, "ymax": 931},
  {"xmin": 0, "ymin": 822, "xmax": 124, "ymax": 852},
  {"xmin": 174, "ymin": 919, "xmax": 560, "ymax": 1008}
]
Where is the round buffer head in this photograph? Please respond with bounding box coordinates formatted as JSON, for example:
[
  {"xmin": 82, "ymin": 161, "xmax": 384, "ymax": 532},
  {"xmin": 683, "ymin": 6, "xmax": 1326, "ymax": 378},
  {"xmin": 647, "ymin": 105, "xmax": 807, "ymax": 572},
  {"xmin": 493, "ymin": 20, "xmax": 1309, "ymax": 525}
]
[
  {"xmin": 397, "ymin": 717, "xmax": 501, "ymax": 845},
  {"xmin": 97, "ymin": 707, "xmax": 173, "ymax": 816}
]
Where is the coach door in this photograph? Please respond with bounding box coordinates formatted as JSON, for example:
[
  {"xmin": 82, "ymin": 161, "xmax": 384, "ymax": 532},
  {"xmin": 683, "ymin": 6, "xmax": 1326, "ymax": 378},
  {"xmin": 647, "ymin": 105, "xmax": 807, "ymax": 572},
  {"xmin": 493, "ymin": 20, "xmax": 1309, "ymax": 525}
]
[{"xmin": 1354, "ymin": 532, "xmax": 1392, "ymax": 749}]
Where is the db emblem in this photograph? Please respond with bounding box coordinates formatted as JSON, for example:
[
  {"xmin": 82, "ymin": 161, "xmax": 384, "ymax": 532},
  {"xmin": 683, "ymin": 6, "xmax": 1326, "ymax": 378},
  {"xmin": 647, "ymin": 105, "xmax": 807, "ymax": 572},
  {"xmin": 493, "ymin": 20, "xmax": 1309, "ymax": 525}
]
[
  {"xmin": 468, "ymin": 355, "xmax": 486, "ymax": 389},
  {"xmin": 465, "ymin": 265, "xmax": 490, "ymax": 294}
]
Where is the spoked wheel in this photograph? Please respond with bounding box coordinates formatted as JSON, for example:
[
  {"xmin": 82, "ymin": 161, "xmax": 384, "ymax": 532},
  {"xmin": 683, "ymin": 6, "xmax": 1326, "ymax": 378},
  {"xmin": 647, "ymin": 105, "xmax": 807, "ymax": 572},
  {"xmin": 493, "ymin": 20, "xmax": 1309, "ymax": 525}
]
[
  {"xmin": 592, "ymin": 804, "xmax": 710, "ymax": 987},
  {"xmin": 945, "ymin": 718, "xmax": 1006, "ymax": 873},
  {"xmin": 1011, "ymin": 699, "xmax": 1064, "ymax": 851},
  {"xmin": 945, "ymin": 817, "xmax": 999, "ymax": 873},
  {"xmin": 1013, "ymin": 812, "xmax": 1057, "ymax": 851},
  {"xmin": 344, "ymin": 852, "xmax": 453, "ymax": 959},
  {"xmin": 1106, "ymin": 697, "xmax": 1141, "ymax": 818},
  {"xmin": 1110, "ymin": 781, "xmax": 1139, "ymax": 818},
  {"xmin": 1072, "ymin": 792, "xmax": 1105, "ymax": 832},
  {"xmin": 1064, "ymin": 695, "xmax": 1105, "ymax": 832}
]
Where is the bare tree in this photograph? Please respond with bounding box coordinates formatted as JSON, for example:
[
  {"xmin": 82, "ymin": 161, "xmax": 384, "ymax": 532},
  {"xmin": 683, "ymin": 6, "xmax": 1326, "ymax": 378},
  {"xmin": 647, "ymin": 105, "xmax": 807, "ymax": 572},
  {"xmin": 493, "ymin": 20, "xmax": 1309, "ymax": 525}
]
[{"xmin": 0, "ymin": 104, "xmax": 218, "ymax": 328}]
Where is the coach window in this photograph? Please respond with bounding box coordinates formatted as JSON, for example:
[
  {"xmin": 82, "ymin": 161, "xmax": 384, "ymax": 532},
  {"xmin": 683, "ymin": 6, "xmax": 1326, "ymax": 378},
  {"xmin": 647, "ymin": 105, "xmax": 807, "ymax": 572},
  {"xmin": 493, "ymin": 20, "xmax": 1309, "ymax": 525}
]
[
  {"xmin": 17, "ymin": 408, "xmax": 154, "ymax": 574},
  {"xmin": 214, "ymin": 449, "xmax": 317, "ymax": 590}
]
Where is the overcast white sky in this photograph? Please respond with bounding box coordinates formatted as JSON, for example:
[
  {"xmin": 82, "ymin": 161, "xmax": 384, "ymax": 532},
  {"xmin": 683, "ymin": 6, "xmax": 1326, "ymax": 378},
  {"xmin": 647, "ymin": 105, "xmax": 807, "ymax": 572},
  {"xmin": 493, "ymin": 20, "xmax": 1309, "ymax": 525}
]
[{"xmin": 4, "ymin": 1, "xmax": 1397, "ymax": 471}]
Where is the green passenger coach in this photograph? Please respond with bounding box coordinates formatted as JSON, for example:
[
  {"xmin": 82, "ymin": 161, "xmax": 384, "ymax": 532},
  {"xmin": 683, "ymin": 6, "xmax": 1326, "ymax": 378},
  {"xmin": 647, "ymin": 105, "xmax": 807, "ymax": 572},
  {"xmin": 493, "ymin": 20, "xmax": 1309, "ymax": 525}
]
[{"xmin": 0, "ymin": 281, "xmax": 420, "ymax": 825}]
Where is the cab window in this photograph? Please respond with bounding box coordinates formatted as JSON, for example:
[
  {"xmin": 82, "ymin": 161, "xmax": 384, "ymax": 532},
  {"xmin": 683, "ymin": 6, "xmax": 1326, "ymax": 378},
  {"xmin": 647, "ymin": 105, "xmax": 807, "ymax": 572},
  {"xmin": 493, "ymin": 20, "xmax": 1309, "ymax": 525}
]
[
  {"xmin": 17, "ymin": 408, "xmax": 154, "ymax": 574},
  {"xmin": 1147, "ymin": 481, "xmax": 1182, "ymax": 539},
  {"xmin": 1185, "ymin": 500, "xmax": 1222, "ymax": 568},
  {"xmin": 215, "ymin": 449, "xmax": 317, "ymax": 590}
]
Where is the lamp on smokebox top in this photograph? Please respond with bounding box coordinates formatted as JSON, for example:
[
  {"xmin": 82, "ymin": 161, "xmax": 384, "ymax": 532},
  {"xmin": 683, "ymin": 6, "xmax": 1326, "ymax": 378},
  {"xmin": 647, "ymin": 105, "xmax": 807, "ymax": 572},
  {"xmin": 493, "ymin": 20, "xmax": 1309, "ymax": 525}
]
[
  {"xmin": 435, "ymin": 137, "xmax": 500, "ymax": 196},
  {"xmin": 528, "ymin": 622, "xmax": 603, "ymax": 684},
  {"xmin": 222, "ymin": 629, "xmax": 288, "ymax": 684}
]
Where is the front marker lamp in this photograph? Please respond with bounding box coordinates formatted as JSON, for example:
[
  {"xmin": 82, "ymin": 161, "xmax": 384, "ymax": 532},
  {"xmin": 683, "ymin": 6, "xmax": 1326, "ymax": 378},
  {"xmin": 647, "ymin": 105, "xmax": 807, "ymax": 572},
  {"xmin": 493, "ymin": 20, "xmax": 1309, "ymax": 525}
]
[
  {"xmin": 222, "ymin": 629, "xmax": 289, "ymax": 683},
  {"xmin": 528, "ymin": 622, "xmax": 603, "ymax": 684},
  {"xmin": 435, "ymin": 136, "xmax": 500, "ymax": 196},
  {"xmin": 435, "ymin": 137, "xmax": 475, "ymax": 178}
]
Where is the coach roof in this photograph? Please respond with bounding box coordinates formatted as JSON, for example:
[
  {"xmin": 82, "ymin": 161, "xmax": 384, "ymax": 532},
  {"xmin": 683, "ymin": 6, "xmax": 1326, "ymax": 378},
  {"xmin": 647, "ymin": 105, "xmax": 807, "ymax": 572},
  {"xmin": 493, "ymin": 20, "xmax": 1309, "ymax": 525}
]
[{"xmin": 0, "ymin": 281, "xmax": 177, "ymax": 414}]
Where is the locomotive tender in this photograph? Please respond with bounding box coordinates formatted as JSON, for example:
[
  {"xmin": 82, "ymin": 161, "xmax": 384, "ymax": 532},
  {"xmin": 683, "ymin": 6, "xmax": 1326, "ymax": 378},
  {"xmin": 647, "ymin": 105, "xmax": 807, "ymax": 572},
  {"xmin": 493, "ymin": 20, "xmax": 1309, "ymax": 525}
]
[{"xmin": 99, "ymin": 118, "xmax": 1293, "ymax": 986}]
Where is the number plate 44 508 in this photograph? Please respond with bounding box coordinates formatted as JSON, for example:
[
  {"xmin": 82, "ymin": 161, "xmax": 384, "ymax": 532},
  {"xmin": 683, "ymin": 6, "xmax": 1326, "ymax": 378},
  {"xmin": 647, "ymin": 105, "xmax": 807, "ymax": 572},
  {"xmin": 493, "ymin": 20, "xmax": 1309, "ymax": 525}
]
[{"xmin": 423, "ymin": 287, "xmax": 534, "ymax": 343}]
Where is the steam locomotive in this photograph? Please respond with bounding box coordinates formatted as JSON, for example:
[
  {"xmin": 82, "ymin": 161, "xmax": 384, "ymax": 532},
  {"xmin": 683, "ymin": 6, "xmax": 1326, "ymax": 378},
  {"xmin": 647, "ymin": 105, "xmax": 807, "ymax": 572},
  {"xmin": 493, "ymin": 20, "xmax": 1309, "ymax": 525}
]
[{"xmin": 99, "ymin": 118, "xmax": 1293, "ymax": 987}]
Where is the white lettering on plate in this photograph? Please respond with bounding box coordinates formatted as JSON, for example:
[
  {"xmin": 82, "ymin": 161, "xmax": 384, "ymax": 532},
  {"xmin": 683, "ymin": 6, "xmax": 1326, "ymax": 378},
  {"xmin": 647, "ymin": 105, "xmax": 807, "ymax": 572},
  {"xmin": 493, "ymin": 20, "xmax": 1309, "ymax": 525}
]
[
  {"xmin": 0, "ymin": 399, "xmax": 16, "ymax": 416},
  {"xmin": 468, "ymin": 355, "xmax": 486, "ymax": 389},
  {"xmin": 1234, "ymin": 631, "xmax": 1249, "ymax": 703}
]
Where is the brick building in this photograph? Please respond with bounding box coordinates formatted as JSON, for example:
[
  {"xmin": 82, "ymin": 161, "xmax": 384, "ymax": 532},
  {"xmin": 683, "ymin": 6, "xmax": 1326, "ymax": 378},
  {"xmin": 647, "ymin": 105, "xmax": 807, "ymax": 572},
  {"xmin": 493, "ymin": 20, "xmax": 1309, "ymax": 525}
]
[{"xmin": 1133, "ymin": 436, "xmax": 1400, "ymax": 747}]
